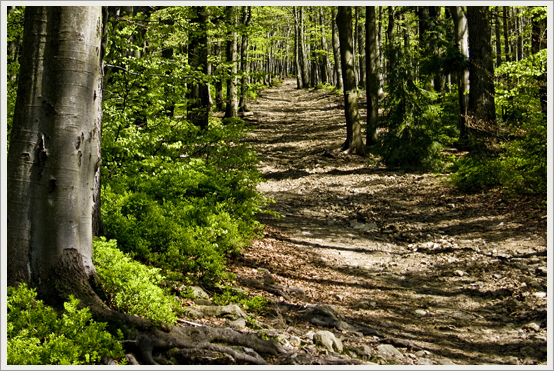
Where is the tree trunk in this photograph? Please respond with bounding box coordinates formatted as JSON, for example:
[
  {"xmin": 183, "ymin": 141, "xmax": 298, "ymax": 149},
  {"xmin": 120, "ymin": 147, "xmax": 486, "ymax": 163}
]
[
  {"xmin": 319, "ymin": 7, "xmax": 329, "ymax": 85},
  {"xmin": 365, "ymin": 6, "xmax": 379, "ymax": 146},
  {"xmin": 494, "ymin": 7, "xmax": 502, "ymax": 67},
  {"xmin": 357, "ymin": 7, "xmax": 366, "ymax": 87},
  {"xmin": 238, "ymin": 6, "xmax": 251, "ymax": 112},
  {"xmin": 7, "ymin": 6, "xmax": 104, "ymax": 301},
  {"xmin": 225, "ymin": 6, "xmax": 238, "ymax": 118},
  {"xmin": 214, "ymin": 39, "xmax": 225, "ymax": 112},
  {"xmin": 189, "ymin": 6, "xmax": 211, "ymax": 129},
  {"xmin": 531, "ymin": 8, "xmax": 547, "ymax": 115},
  {"xmin": 450, "ymin": 6, "xmax": 470, "ymax": 142},
  {"xmin": 298, "ymin": 7, "xmax": 310, "ymax": 88},
  {"xmin": 466, "ymin": 6, "xmax": 497, "ymax": 139},
  {"xmin": 293, "ymin": 7, "xmax": 302, "ymax": 89},
  {"xmin": 331, "ymin": 7, "xmax": 342, "ymax": 90},
  {"xmin": 503, "ymin": 6, "xmax": 511, "ymax": 62},
  {"xmin": 386, "ymin": 6, "xmax": 396, "ymax": 85},
  {"xmin": 353, "ymin": 7, "xmax": 358, "ymax": 86},
  {"xmin": 378, "ymin": 6, "xmax": 384, "ymax": 97},
  {"xmin": 516, "ymin": 8, "xmax": 523, "ymax": 61},
  {"xmin": 337, "ymin": 6, "xmax": 366, "ymax": 156}
]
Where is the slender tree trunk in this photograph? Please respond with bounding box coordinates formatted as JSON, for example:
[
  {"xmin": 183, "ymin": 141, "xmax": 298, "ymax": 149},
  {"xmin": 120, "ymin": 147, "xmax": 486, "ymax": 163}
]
[
  {"xmin": 357, "ymin": 7, "xmax": 366, "ymax": 87},
  {"xmin": 293, "ymin": 7, "xmax": 302, "ymax": 88},
  {"xmin": 450, "ymin": 6, "xmax": 470, "ymax": 142},
  {"xmin": 298, "ymin": 7, "xmax": 310, "ymax": 88},
  {"xmin": 466, "ymin": 6, "xmax": 497, "ymax": 139},
  {"xmin": 503, "ymin": 6, "xmax": 511, "ymax": 62},
  {"xmin": 214, "ymin": 39, "xmax": 225, "ymax": 111},
  {"xmin": 494, "ymin": 7, "xmax": 503, "ymax": 67},
  {"xmin": 225, "ymin": 6, "xmax": 238, "ymax": 118},
  {"xmin": 319, "ymin": 7, "xmax": 329, "ymax": 85},
  {"xmin": 337, "ymin": 6, "xmax": 366, "ymax": 156},
  {"xmin": 238, "ymin": 6, "xmax": 251, "ymax": 112},
  {"xmin": 366, "ymin": 6, "xmax": 379, "ymax": 145},
  {"xmin": 353, "ymin": 7, "xmax": 359, "ymax": 86},
  {"xmin": 531, "ymin": 8, "xmax": 547, "ymax": 115},
  {"xmin": 7, "ymin": 6, "xmax": 104, "ymax": 302},
  {"xmin": 429, "ymin": 7, "xmax": 443, "ymax": 93},
  {"xmin": 188, "ymin": 7, "xmax": 211, "ymax": 129},
  {"xmin": 378, "ymin": 6, "xmax": 384, "ymax": 96},
  {"xmin": 331, "ymin": 7, "xmax": 342, "ymax": 90},
  {"xmin": 386, "ymin": 6, "xmax": 396, "ymax": 85},
  {"xmin": 516, "ymin": 8, "xmax": 523, "ymax": 61}
]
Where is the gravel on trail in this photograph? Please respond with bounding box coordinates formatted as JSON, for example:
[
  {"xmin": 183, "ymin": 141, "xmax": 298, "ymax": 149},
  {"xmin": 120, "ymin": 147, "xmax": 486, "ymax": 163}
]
[{"xmin": 223, "ymin": 79, "xmax": 549, "ymax": 366}]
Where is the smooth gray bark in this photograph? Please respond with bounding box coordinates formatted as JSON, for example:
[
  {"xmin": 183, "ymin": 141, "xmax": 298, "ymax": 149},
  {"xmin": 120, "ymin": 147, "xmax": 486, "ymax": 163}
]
[
  {"xmin": 7, "ymin": 7, "xmax": 103, "ymax": 297},
  {"xmin": 450, "ymin": 6, "xmax": 470, "ymax": 141},
  {"xmin": 331, "ymin": 7, "xmax": 342, "ymax": 90},
  {"xmin": 225, "ymin": 6, "xmax": 238, "ymax": 118},
  {"xmin": 238, "ymin": 6, "xmax": 251, "ymax": 112}
]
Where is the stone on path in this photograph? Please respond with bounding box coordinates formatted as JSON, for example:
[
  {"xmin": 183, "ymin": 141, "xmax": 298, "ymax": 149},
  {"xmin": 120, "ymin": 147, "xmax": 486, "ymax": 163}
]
[
  {"xmin": 313, "ymin": 330, "xmax": 343, "ymax": 353},
  {"xmin": 376, "ymin": 344, "xmax": 403, "ymax": 360}
]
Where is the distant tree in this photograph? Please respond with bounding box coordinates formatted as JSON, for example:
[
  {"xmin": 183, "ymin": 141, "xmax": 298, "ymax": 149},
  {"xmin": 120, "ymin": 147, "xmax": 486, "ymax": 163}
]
[
  {"xmin": 331, "ymin": 7, "xmax": 343, "ymax": 90},
  {"xmin": 466, "ymin": 6, "xmax": 497, "ymax": 140},
  {"xmin": 238, "ymin": 6, "xmax": 252, "ymax": 112},
  {"xmin": 189, "ymin": 6, "xmax": 211, "ymax": 128},
  {"xmin": 450, "ymin": 5, "xmax": 470, "ymax": 141},
  {"xmin": 365, "ymin": 6, "xmax": 379, "ymax": 145},
  {"xmin": 337, "ymin": 6, "xmax": 366, "ymax": 156},
  {"xmin": 225, "ymin": 6, "xmax": 238, "ymax": 118},
  {"xmin": 298, "ymin": 7, "xmax": 310, "ymax": 88}
]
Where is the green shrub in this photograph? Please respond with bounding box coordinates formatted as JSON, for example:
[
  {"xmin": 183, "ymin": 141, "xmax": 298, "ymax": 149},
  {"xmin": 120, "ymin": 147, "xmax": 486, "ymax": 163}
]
[
  {"xmin": 375, "ymin": 46, "xmax": 446, "ymax": 172},
  {"xmin": 100, "ymin": 116, "xmax": 269, "ymax": 285},
  {"xmin": 212, "ymin": 286, "xmax": 269, "ymax": 315},
  {"xmin": 448, "ymin": 153, "xmax": 503, "ymax": 193},
  {"xmin": 93, "ymin": 237, "xmax": 179, "ymax": 325},
  {"xmin": 449, "ymin": 117, "xmax": 546, "ymax": 195},
  {"xmin": 7, "ymin": 284, "xmax": 126, "ymax": 365}
]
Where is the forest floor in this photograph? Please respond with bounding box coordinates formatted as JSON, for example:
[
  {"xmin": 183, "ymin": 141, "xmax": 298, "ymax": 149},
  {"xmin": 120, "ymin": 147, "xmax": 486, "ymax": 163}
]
[{"xmin": 223, "ymin": 79, "xmax": 548, "ymax": 365}]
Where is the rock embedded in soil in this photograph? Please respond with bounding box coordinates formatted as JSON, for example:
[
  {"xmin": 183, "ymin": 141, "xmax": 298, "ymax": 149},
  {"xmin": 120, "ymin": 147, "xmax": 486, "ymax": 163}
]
[
  {"xmin": 313, "ymin": 331, "xmax": 343, "ymax": 353},
  {"xmin": 376, "ymin": 344, "xmax": 403, "ymax": 360}
]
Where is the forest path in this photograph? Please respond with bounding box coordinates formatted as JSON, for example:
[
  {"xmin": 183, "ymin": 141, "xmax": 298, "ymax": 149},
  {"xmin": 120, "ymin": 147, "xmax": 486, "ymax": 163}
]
[{"xmin": 228, "ymin": 79, "xmax": 548, "ymax": 365}]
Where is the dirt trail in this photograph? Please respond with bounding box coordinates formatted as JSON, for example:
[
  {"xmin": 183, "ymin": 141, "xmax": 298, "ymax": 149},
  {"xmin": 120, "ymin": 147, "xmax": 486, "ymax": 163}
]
[{"xmin": 229, "ymin": 79, "xmax": 548, "ymax": 365}]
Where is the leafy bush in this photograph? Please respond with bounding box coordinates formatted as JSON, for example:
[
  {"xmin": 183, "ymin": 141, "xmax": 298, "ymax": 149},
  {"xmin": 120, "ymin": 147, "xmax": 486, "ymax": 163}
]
[
  {"xmin": 448, "ymin": 153, "xmax": 503, "ymax": 193},
  {"xmin": 93, "ymin": 237, "xmax": 179, "ymax": 325},
  {"xmin": 449, "ymin": 118, "xmax": 546, "ymax": 195},
  {"xmin": 7, "ymin": 284, "xmax": 126, "ymax": 365},
  {"xmin": 450, "ymin": 45, "xmax": 547, "ymax": 195},
  {"xmin": 100, "ymin": 117, "xmax": 269, "ymax": 285}
]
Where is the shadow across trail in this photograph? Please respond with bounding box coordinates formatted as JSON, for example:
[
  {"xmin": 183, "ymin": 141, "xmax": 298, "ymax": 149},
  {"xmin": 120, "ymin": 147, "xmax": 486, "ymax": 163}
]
[{"xmin": 231, "ymin": 79, "xmax": 547, "ymax": 366}]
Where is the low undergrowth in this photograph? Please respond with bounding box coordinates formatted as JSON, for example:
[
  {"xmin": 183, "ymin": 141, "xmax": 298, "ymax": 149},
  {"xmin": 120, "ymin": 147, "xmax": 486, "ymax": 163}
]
[{"xmin": 7, "ymin": 284, "xmax": 126, "ymax": 365}]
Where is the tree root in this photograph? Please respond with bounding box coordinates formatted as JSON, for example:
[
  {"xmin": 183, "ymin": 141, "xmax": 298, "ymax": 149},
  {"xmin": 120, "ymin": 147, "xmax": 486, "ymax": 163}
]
[
  {"xmin": 169, "ymin": 342, "xmax": 268, "ymax": 365},
  {"xmin": 129, "ymin": 323, "xmax": 291, "ymax": 365}
]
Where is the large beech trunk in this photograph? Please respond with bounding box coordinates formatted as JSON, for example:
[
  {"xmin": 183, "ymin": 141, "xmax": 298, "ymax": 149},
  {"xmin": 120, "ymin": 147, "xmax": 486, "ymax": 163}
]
[
  {"xmin": 7, "ymin": 6, "xmax": 103, "ymax": 300},
  {"xmin": 336, "ymin": 6, "xmax": 366, "ymax": 156}
]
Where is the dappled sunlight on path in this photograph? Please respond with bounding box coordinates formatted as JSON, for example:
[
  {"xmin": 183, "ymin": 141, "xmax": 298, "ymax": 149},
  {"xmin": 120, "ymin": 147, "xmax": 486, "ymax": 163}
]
[{"xmin": 228, "ymin": 79, "xmax": 548, "ymax": 365}]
